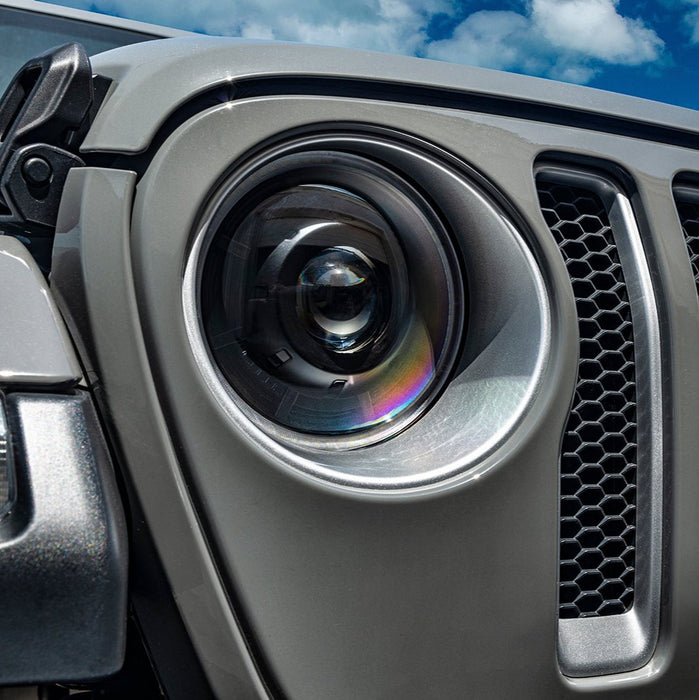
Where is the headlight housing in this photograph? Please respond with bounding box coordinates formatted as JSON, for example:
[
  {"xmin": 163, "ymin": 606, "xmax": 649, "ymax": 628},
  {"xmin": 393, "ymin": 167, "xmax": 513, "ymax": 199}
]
[{"xmin": 200, "ymin": 149, "xmax": 464, "ymax": 442}]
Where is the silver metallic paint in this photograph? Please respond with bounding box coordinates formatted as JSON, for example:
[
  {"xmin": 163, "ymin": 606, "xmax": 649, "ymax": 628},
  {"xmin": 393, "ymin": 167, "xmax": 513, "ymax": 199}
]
[
  {"xmin": 0, "ymin": 237, "xmax": 81, "ymax": 387},
  {"xmin": 49, "ymin": 36, "xmax": 699, "ymax": 699}
]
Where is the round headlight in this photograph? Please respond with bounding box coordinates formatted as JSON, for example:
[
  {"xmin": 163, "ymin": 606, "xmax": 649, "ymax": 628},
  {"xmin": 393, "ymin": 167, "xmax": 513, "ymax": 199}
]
[{"xmin": 199, "ymin": 150, "xmax": 463, "ymax": 442}]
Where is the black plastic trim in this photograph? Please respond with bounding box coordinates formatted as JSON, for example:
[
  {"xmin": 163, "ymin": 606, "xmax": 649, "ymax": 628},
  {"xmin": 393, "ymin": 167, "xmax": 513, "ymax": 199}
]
[{"xmin": 0, "ymin": 391, "xmax": 128, "ymax": 684}]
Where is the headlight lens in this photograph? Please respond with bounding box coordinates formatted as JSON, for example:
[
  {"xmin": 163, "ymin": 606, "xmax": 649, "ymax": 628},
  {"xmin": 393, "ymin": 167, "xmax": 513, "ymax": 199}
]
[
  {"xmin": 297, "ymin": 244, "xmax": 382, "ymax": 353},
  {"xmin": 200, "ymin": 150, "xmax": 463, "ymax": 440}
]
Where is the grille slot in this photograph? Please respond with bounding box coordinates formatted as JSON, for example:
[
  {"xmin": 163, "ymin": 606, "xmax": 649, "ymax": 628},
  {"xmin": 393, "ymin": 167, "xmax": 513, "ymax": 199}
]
[
  {"xmin": 537, "ymin": 179, "xmax": 638, "ymax": 619},
  {"xmin": 675, "ymin": 186, "xmax": 699, "ymax": 295}
]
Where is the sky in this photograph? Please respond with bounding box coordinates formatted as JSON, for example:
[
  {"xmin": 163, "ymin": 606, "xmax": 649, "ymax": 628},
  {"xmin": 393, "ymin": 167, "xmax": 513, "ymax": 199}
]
[{"xmin": 53, "ymin": 0, "xmax": 699, "ymax": 111}]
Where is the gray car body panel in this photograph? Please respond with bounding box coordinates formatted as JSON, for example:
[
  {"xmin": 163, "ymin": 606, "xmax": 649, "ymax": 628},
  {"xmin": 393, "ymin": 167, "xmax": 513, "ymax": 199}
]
[
  {"xmin": 85, "ymin": 37, "xmax": 699, "ymax": 155},
  {"xmin": 0, "ymin": 237, "xmax": 82, "ymax": 387},
  {"xmin": 44, "ymin": 36, "xmax": 699, "ymax": 698},
  {"xmin": 51, "ymin": 168, "xmax": 269, "ymax": 699}
]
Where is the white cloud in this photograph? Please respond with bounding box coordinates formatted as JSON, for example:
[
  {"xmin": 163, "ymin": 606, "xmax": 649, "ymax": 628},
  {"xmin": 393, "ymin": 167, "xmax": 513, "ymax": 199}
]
[
  {"xmin": 426, "ymin": 0, "xmax": 664, "ymax": 83},
  {"xmin": 427, "ymin": 11, "xmax": 533, "ymax": 69},
  {"xmin": 58, "ymin": 0, "xmax": 665, "ymax": 85},
  {"xmin": 252, "ymin": 3, "xmax": 430, "ymax": 56},
  {"xmin": 64, "ymin": 0, "xmax": 450, "ymax": 55},
  {"xmin": 532, "ymin": 0, "xmax": 663, "ymax": 64},
  {"xmin": 682, "ymin": 0, "xmax": 699, "ymax": 42}
]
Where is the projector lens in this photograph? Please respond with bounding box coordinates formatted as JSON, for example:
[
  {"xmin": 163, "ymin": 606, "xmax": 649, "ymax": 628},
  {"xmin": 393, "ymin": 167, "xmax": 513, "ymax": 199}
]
[{"xmin": 297, "ymin": 246, "xmax": 384, "ymax": 352}]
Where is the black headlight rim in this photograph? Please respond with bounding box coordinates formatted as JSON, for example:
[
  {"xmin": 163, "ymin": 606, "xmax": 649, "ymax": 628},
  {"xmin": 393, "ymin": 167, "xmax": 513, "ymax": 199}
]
[{"xmin": 196, "ymin": 136, "xmax": 465, "ymax": 445}]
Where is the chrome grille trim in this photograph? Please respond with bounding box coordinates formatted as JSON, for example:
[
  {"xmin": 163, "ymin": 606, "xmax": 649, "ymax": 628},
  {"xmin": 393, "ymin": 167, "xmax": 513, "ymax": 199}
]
[
  {"xmin": 0, "ymin": 397, "xmax": 9, "ymax": 514},
  {"xmin": 537, "ymin": 166, "xmax": 663, "ymax": 677}
]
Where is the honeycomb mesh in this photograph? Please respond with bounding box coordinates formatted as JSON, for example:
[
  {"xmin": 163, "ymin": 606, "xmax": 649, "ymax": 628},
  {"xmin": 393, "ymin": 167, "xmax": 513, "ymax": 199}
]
[
  {"xmin": 675, "ymin": 189, "xmax": 699, "ymax": 297},
  {"xmin": 537, "ymin": 179, "xmax": 637, "ymax": 619}
]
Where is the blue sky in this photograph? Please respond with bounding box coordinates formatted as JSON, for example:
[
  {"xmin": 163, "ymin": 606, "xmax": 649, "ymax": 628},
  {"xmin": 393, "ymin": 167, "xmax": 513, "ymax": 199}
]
[{"xmin": 54, "ymin": 0, "xmax": 699, "ymax": 110}]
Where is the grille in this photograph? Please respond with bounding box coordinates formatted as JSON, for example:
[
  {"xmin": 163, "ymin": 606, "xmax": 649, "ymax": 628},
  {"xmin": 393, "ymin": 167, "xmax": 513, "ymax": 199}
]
[
  {"xmin": 537, "ymin": 180, "xmax": 638, "ymax": 619},
  {"xmin": 675, "ymin": 188, "xmax": 699, "ymax": 296}
]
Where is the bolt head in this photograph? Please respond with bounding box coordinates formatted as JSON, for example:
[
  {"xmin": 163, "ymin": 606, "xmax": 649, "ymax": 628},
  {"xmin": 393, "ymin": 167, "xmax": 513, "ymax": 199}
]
[{"xmin": 21, "ymin": 157, "xmax": 53, "ymax": 187}]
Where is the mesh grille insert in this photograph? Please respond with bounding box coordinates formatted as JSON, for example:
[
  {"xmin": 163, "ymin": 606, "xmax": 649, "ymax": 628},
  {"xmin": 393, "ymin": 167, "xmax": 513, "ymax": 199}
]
[
  {"xmin": 537, "ymin": 179, "xmax": 637, "ymax": 619},
  {"xmin": 675, "ymin": 188, "xmax": 699, "ymax": 297}
]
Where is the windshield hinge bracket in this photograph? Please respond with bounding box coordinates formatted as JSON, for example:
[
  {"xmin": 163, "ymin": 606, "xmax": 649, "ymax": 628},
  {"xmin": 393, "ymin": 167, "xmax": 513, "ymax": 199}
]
[{"xmin": 0, "ymin": 43, "xmax": 96, "ymax": 267}]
